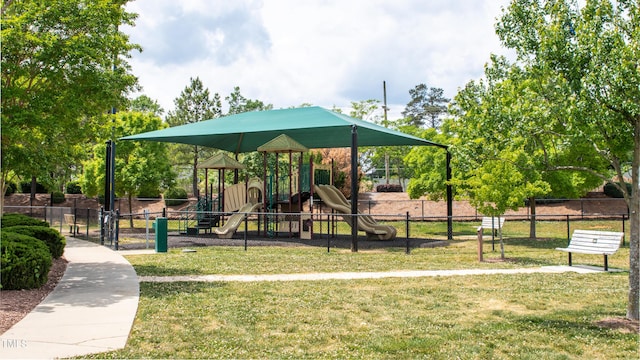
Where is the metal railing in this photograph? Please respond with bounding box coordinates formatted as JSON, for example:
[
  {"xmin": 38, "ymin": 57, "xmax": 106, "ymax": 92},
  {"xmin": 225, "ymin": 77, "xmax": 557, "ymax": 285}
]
[{"xmin": 4, "ymin": 198, "xmax": 630, "ymax": 252}]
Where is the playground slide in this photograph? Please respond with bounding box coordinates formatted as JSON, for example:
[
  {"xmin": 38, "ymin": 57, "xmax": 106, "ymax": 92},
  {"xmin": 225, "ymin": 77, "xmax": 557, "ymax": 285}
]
[
  {"xmin": 314, "ymin": 185, "xmax": 397, "ymax": 240},
  {"xmin": 213, "ymin": 202, "xmax": 262, "ymax": 239}
]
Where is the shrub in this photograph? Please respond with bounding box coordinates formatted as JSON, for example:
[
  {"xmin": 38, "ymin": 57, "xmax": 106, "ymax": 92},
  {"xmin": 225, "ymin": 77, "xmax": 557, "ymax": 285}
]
[
  {"xmin": 66, "ymin": 181, "xmax": 82, "ymax": 194},
  {"xmin": 376, "ymin": 184, "xmax": 403, "ymax": 193},
  {"xmin": 1, "ymin": 232, "xmax": 52, "ymax": 290},
  {"xmin": 165, "ymin": 188, "xmax": 188, "ymax": 206},
  {"xmin": 1, "ymin": 213, "xmax": 49, "ymax": 228},
  {"xmin": 604, "ymin": 182, "xmax": 632, "ymax": 198},
  {"xmin": 4, "ymin": 182, "xmax": 17, "ymax": 196},
  {"xmin": 20, "ymin": 181, "xmax": 48, "ymax": 193},
  {"xmin": 52, "ymin": 191, "xmax": 66, "ymax": 204},
  {"xmin": 4, "ymin": 226, "xmax": 66, "ymax": 259},
  {"xmin": 138, "ymin": 188, "xmax": 162, "ymax": 200}
]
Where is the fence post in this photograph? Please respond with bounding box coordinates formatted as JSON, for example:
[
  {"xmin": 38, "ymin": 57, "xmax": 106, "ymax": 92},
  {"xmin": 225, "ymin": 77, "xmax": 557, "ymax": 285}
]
[
  {"xmin": 622, "ymin": 214, "xmax": 626, "ymax": 246},
  {"xmin": 566, "ymin": 215, "xmax": 571, "ymax": 246},
  {"xmin": 477, "ymin": 226, "xmax": 484, "ymax": 262},
  {"xmin": 86, "ymin": 208, "xmax": 90, "ymax": 239},
  {"xmin": 327, "ymin": 213, "xmax": 331, "ymax": 253},
  {"xmin": 100, "ymin": 207, "xmax": 104, "ymax": 245},
  {"xmin": 405, "ymin": 212, "xmax": 410, "ymax": 254},
  {"xmin": 144, "ymin": 209, "xmax": 150, "ymax": 249},
  {"xmin": 114, "ymin": 209, "xmax": 120, "ymax": 250},
  {"xmin": 73, "ymin": 206, "xmax": 78, "ymax": 236},
  {"xmin": 244, "ymin": 213, "xmax": 248, "ymax": 251}
]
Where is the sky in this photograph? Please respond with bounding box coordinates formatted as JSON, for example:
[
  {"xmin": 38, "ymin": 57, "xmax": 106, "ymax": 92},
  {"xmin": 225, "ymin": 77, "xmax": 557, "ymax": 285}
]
[{"xmin": 123, "ymin": 0, "xmax": 513, "ymax": 120}]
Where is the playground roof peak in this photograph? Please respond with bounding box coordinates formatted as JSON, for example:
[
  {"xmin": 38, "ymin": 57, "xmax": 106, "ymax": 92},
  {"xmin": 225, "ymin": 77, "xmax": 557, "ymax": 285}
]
[
  {"xmin": 197, "ymin": 152, "xmax": 246, "ymax": 170},
  {"xmin": 257, "ymin": 134, "xmax": 309, "ymax": 153}
]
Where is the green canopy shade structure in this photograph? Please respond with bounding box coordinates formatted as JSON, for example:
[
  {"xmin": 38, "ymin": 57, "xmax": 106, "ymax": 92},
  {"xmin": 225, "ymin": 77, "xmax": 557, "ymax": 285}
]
[
  {"xmin": 121, "ymin": 106, "xmax": 451, "ymax": 249},
  {"xmin": 121, "ymin": 106, "xmax": 444, "ymax": 153}
]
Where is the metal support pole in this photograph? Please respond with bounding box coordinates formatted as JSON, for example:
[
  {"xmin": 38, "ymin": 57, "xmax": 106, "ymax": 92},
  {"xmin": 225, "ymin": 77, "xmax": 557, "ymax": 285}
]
[
  {"xmin": 350, "ymin": 125, "xmax": 359, "ymax": 252},
  {"xmin": 244, "ymin": 213, "xmax": 248, "ymax": 251},
  {"xmin": 100, "ymin": 207, "xmax": 105, "ymax": 245},
  {"xmin": 405, "ymin": 211, "xmax": 410, "ymax": 254},
  {"xmin": 114, "ymin": 209, "xmax": 120, "ymax": 250},
  {"xmin": 446, "ymin": 150, "xmax": 453, "ymax": 240}
]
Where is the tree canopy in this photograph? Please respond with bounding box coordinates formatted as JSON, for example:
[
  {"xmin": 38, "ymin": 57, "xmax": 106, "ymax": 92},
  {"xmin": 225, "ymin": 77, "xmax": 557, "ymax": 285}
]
[
  {"xmin": 449, "ymin": 0, "xmax": 639, "ymax": 320},
  {"xmin": 81, "ymin": 111, "xmax": 175, "ymax": 225},
  {"xmin": 1, "ymin": 0, "xmax": 140, "ymax": 209},
  {"xmin": 401, "ymin": 84, "xmax": 450, "ymax": 128}
]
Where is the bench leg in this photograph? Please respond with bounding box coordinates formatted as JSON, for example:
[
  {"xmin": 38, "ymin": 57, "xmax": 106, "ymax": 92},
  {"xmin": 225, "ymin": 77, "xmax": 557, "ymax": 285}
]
[
  {"xmin": 604, "ymin": 255, "xmax": 608, "ymax": 271},
  {"xmin": 568, "ymin": 252, "xmax": 572, "ymax": 267}
]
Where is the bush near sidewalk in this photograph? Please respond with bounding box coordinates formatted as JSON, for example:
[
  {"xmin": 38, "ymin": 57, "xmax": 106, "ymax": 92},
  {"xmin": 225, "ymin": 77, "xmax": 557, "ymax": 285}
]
[
  {"xmin": 4, "ymin": 225, "xmax": 66, "ymax": 259},
  {"xmin": 1, "ymin": 232, "xmax": 52, "ymax": 290},
  {"xmin": 1, "ymin": 213, "xmax": 49, "ymax": 228}
]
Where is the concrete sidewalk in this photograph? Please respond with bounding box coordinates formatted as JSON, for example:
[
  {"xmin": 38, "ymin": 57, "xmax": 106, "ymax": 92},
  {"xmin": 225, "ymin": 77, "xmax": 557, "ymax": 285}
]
[
  {"xmin": 1, "ymin": 238, "xmax": 139, "ymax": 359},
  {"xmin": 138, "ymin": 264, "xmax": 610, "ymax": 283}
]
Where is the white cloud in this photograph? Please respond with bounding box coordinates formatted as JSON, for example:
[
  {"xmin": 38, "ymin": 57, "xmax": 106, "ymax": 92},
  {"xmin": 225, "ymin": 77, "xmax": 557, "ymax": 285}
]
[{"xmin": 124, "ymin": 0, "xmax": 511, "ymax": 119}]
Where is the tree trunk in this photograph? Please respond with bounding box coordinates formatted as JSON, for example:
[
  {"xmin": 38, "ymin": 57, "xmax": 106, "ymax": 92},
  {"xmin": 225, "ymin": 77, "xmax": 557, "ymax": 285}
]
[
  {"xmin": 499, "ymin": 222, "xmax": 505, "ymax": 260},
  {"xmin": 30, "ymin": 176, "xmax": 36, "ymax": 206},
  {"xmin": 192, "ymin": 145, "xmax": 199, "ymax": 198},
  {"xmin": 385, "ymin": 153, "xmax": 390, "ymax": 184},
  {"xmin": 627, "ymin": 119, "xmax": 640, "ymax": 321},
  {"xmin": 529, "ymin": 197, "xmax": 537, "ymax": 239}
]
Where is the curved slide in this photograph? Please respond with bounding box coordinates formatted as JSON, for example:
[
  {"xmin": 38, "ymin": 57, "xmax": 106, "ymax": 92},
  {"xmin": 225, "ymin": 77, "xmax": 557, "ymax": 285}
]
[
  {"xmin": 315, "ymin": 184, "xmax": 397, "ymax": 240},
  {"xmin": 213, "ymin": 202, "xmax": 262, "ymax": 239}
]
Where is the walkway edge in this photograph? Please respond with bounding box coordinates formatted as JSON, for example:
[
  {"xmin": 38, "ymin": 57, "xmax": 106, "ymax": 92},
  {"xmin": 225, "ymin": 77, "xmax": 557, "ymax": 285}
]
[{"xmin": 1, "ymin": 238, "xmax": 140, "ymax": 359}]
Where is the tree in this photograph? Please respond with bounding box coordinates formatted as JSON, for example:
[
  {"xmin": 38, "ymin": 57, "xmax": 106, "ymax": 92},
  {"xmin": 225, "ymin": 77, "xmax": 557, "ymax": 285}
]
[
  {"xmin": 129, "ymin": 95, "xmax": 164, "ymax": 117},
  {"xmin": 1, "ymin": 0, "xmax": 140, "ymax": 212},
  {"xmin": 465, "ymin": 0, "xmax": 639, "ymax": 320},
  {"xmin": 226, "ymin": 86, "xmax": 273, "ymax": 115},
  {"xmin": 81, "ymin": 111, "xmax": 175, "ymax": 227},
  {"xmin": 450, "ymin": 54, "xmax": 605, "ymax": 238},
  {"xmin": 223, "ymin": 86, "xmax": 273, "ymax": 183},
  {"xmin": 166, "ymin": 77, "xmax": 222, "ymax": 197},
  {"xmin": 402, "ymin": 84, "xmax": 450, "ymax": 128},
  {"xmin": 405, "ymin": 124, "xmax": 457, "ymax": 201}
]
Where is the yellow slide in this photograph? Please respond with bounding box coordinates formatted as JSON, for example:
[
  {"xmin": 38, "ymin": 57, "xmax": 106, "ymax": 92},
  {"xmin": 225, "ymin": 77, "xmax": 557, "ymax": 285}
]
[
  {"xmin": 315, "ymin": 185, "xmax": 397, "ymax": 240},
  {"xmin": 213, "ymin": 202, "xmax": 262, "ymax": 239}
]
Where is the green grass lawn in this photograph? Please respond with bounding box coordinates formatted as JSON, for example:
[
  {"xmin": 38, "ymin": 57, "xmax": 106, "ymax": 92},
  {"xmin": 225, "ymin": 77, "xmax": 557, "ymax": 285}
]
[{"xmin": 82, "ymin": 228, "xmax": 639, "ymax": 359}]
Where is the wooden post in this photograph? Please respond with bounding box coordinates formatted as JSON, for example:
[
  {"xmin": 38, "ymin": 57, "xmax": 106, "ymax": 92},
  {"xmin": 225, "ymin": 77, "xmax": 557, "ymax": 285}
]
[{"xmin": 477, "ymin": 227, "xmax": 484, "ymax": 262}]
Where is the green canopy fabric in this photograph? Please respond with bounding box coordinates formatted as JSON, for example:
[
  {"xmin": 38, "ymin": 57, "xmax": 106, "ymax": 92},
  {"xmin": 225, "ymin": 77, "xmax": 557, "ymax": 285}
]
[
  {"xmin": 121, "ymin": 106, "xmax": 445, "ymax": 153},
  {"xmin": 257, "ymin": 134, "xmax": 309, "ymax": 153},
  {"xmin": 197, "ymin": 153, "xmax": 246, "ymax": 169}
]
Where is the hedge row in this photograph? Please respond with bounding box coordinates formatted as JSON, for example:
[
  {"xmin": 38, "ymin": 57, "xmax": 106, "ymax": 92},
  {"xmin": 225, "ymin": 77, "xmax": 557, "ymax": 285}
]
[
  {"xmin": 1, "ymin": 213, "xmax": 49, "ymax": 228},
  {"xmin": 4, "ymin": 226, "xmax": 66, "ymax": 259},
  {"xmin": 1, "ymin": 213, "xmax": 66, "ymax": 290},
  {"xmin": 376, "ymin": 184, "xmax": 403, "ymax": 193}
]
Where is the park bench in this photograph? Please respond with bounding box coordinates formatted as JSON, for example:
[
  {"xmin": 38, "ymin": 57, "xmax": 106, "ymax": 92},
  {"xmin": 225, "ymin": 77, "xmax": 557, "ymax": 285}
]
[
  {"xmin": 555, "ymin": 230, "xmax": 624, "ymax": 271},
  {"xmin": 477, "ymin": 216, "xmax": 505, "ymax": 236},
  {"xmin": 64, "ymin": 213, "xmax": 88, "ymax": 235}
]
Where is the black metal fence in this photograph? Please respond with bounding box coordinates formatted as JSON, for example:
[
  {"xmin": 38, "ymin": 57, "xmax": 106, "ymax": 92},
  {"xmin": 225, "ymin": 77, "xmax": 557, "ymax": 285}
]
[{"xmin": 4, "ymin": 196, "xmax": 630, "ymax": 251}]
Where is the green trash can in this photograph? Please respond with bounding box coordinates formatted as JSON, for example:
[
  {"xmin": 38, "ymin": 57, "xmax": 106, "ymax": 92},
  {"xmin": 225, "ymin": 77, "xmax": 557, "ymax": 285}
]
[{"xmin": 155, "ymin": 217, "xmax": 168, "ymax": 253}]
